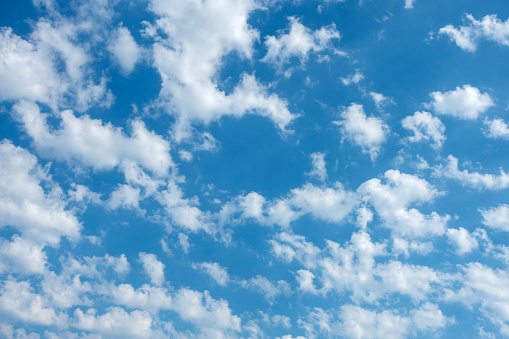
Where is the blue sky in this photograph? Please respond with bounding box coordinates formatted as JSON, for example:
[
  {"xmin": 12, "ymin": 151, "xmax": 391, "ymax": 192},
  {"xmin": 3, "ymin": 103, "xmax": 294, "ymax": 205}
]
[{"xmin": 1, "ymin": 0, "xmax": 509, "ymax": 338}]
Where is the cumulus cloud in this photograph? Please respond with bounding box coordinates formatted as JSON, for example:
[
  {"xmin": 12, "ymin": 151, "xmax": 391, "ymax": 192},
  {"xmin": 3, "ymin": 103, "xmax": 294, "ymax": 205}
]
[
  {"xmin": 147, "ymin": 0, "xmax": 298, "ymax": 141},
  {"xmin": 358, "ymin": 170, "xmax": 449, "ymax": 237},
  {"xmin": 429, "ymin": 85, "xmax": 494, "ymax": 119},
  {"xmin": 484, "ymin": 118, "xmax": 509, "ymax": 140},
  {"xmin": 338, "ymin": 303, "xmax": 448, "ymax": 339},
  {"xmin": 243, "ymin": 275, "xmax": 292, "ymax": 301},
  {"xmin": 440, "ymin": 14, "xmax": 509, "ymax": 52},
  {"xmin": 404, "ymin": 0, "xmax": 416, "ymax": 9},
  {"xmin": 340, "ymin": 70, "xmax": 364, "ymax": 86},
  {"xmin": 433, "ymin": 155, "xmax": 509, "ymax": 190},
  {"xmin": 108, "ymin": 25, "xmax": 142, "ymax": 74},
  {"xmin": 401, "ymin": 111, "xmax": 446, "ymax": 148},
  {"xmin": 446, "ymin": 227, "xmax": 479, "ymax": 254},
  {"xmin": 192, "ymin": 262, "xmax": 230, "ymax": 286},
  {"xmin": 0, "ymin": 140, "xmax": 81, "ymax": 245},
  {"xmin": 306, "ymin": 152, "xmax": 327, "ymax": 181},
  {"xmin": 0, "ymin": 236, "xmax": 47, "ymax": 274},
  {"xmin": 480, "ymin": 204, "xmax": 509, "ymax": 231},
  {"xmin": 262, "ymin": 17, "xmax": 340, "ymax": 73},
  {"xmin": 334, "ymin": 103, "xmax": 389, "ymax": 161},
  {"xmin": 13, "ymin": 101, "xmax": 173, "ymax": 176},
  {"xmin": 138, "ymin": 253, "xmax": 165, "ymax": 286}
]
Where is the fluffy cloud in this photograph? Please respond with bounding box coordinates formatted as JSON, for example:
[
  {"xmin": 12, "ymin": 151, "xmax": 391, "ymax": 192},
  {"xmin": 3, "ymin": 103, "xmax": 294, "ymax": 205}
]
[
  {"xmin": 262, "ymin": 17, "xmax": 340, "ymax": 72},
  {"xmin": 334, "ymin": 103, "xmax": 389, "ymax": 161},
  {"xmin": 171, "ymin": 288, "xmax": 241, "ymax": 335},
  {"xmin": 429, "ymin": 85, "xmax": 494, "ymax": 119},
  {"xmin": 404, "ymin": 0, "xmax": 416, "ymax": 9},
  {"xmin": 0, "ymin": 236, "xmax": 47, "ymax": 274},
  {"xmin": 340, "ymin": 70, "xmax": 364, "ymax": 86},
  {"xmin": 0, "ymin": 140, "xmax": 81, "ymax": 245},
  {"xmin": 73, "ymin": 307, "xmax": 153, "ymax": 338},
  {"xmin": 401, "ymin": 111, "xmax": 446, "ymax": 148},
  {"xmin": 0, "ymin": 28, "xmax": 65, "ymax": 107},
  {"xmin": 358, "ymin": 170, "xmax": 449, "ymax": 237},
  {"xmin": 243, "ymin": 276, "xmax": 292, "ymax": 301},
  {"xmin": 480, "ymin": 204, "xmax": 509, "ymax": 231},
  {"xmin": 147, "ymin": 0, "xmax": 297, "ymax": 141},
  {"xmin": 0, "ymin": 279, "xmax": 65, "ymax": 326},
  {"xmin": 338, "ymin": 303, "xmax": 448, "ymax": 339},
  {"xmin": 446, "ymin": 227, "xmax": 479, "ymax": 254},
  {"xmin": 306, "ymin": 152, "xmax": 327, "ymax": 181},
  {"xmin": 440, "ymin": 14, "xmax": 509, "ymax": 52},
  {"xmin": 108, "ymin": 25, "xmax": 142, "ymax": 74},
  {"xmin": 434, "ymin": 155, "xmax": 509, "ymax": 190},
  {"xmin": 13, "ymin": 101, "xmax": 173, "ymax": 176},
  {"xmin": 138, "ymin": 253, "xmax": 165, "ymax": 286},
  {"xmin": 484, "ymin": 118, "xmax": 509, "ymax": 140},
  {"xmin": 192, "ymin": 262, "xmax": 230, "ymax": 286}
]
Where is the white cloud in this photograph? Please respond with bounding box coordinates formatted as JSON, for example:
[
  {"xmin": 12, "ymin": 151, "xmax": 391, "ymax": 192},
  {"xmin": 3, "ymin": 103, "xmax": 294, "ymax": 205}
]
[
  {"xmin": 138, "ymin": 253, "xmax": 165, "ymax": 286},
  {"xmin": 429, "ymin": 85, "xmax": 494, "ymax": 119},
  {"xmin": 338, "ymin": 303, "xmax": 448, "ymax": 339},
  {"xmin": 306, "ymin": 152, "xmax": 327, "ymax": 181},
  {"xmin": 243, "ymin": 276, "xmax": 292, "ymax": 301},
  {"xmin": 340, "ymin": 70, "xmax": 364, "ymax": 86},
  {"xmin": 392, "ymin": 237, "xmax": 433, "ymax": 257},
  {"xmin": 445, "ymin": 263, "xmax": 509, "ymax": 335},
  {"xmin": 147, "ymin": 0, "xmax": 297, "ymax": 141},
  {"xmin": 108, "ymin": 185, "xmax": 143, "ymax": 212},
  {"xmin": 434, "ymin": 155, "xmax": 509, "ymax": 190},
  {"xmin": 13, "ymin": 101, "xmax": 173, "ymax": 176},
  {"xmin": 73, "ymin": 307, "xmax": 153, "ymax": 338},
  {"xmin": 171, "ymin": 288, "xmax": 241, "ymax": 334},
  {"xmin": 401, "ymin": 111, "xmax": 446, "ymax": 148},
  {"xmin": 262, "ymin": 17, "xmax": 340, "ymax": 72},
  {"xmin": 109, "ymin": 25, "xmax": 142, "ymax": 74},
  {"xmin": 484, "ymin": 118, "xmax": 509, "ymax": 140},
  {"xmin": 480, "ymin": 204, "xmax": 509, "ymax": 231},
  {"xmin": 0, "ymin": 236, "xmax": 47, "ymax": 274},
  {"xmin": 61, "ymin": 254, "xmax": 130, "ymax": 279},
  {"xmin": 0, "ymin": 140, "xmax": 81, "ymax": 245},
  {"xmin": 404, "ymin": 0, "xmax": 416, "ymax": 9},
  {"xmin": 192, "ymin": 262, "xmax": 230, "ymax": 286},
  {"xmin": 439, "ymin": 14, "xmax": 509, "ymax": 52},
  {"xmin": 178, "ymin": 233, "xmax": 190, "ymax": 253},
  {"xmin": 270, "ymin": 232, "xmax": 321, "ymax": 269},
  {"xmin": 157, "ymin": 181, "xmax": 212, "ymax": 232},
  {"xmin": 369, "ymin": 91, "xmax": 393, "ymax": 110},
  {"xmin": 446, "ymin": 227, "xmax": 479, "ymax": 254},
  {"xmin": 0, "ymin": 28, "xmax": 65, "ymax": 107},
  {"xmin": 109, "ymin": 283, "xmax": 173, "ymax": 315},
  {"xmin": 296, "ymin": 269, "xmax": 318, "ymax": 294},
  {"xmin": 334, "ymin": 103, "xmax": 389, "ymax": 161},
  {"xmin": 358, "ymin": 170, "xmax": 449, "ymax": 237},
  {"xmin": 0, "ymin": 279, "xmax": 65, "ymax": 326}
]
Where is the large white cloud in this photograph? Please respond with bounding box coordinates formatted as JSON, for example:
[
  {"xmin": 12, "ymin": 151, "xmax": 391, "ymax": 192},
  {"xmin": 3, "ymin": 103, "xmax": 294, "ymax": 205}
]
[
  {"xmin": 429, "ymin": 85, "xmax": 494, "ymax": 119},
  {"xmin": 358, "ymin": 170, "xmax": 449, "ymax": 237},
  {"xmin": 138, "ymin": 253, "xmax": 165, "ymax": 286},
  {"xmin": 146, "ymin": 0, "xmax": 298, "ymax": 141},
  {"xmin": 13, "ymin": 101, "xmax": 173, "ymax": 176},
  {"xmin": 0, "ymin": 140, "xmax": 81, "ymax": 245},
  {"xmin": 480, "ymin": 204, "xmax": 509, "ymax": 231},
  {"xmin": 434, "ymin": 155, "xmax": 509, "ymax": 190},
  {"xmin": 334, "ymin": 103, "xmax": 389, "ymax": 161},
  {"xmin": 484, "ymin": 117, "xmax": 509, "ymax": 140},
  {"xmin": 401, "ymin": 111, "xmax": 446, "ymax": 149},
  {"xmin": 440, "ymin": 14, "xmax": 509, "ymax": 52},
  {"xmin": 262, "ymin": 17, "xmax": 340, "ymax": 73}
]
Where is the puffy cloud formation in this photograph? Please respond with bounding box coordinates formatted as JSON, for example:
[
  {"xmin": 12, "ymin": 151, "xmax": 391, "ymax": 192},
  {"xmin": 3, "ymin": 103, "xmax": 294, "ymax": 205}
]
[
  {"xmin": 334, "ymin": 104, "xmax": 389, "ymax": 161},
  {"xmin": 484, "ymin": 118, "xmax": 509, "ymax": 140},
  {"xmin": 108, "ymin": 25, "xmax": 142, "ymax": 74},
  {"xmin": 138, "ymin": 253, "xmax": 165, "ymax": 286},
  {"xmin": 434, "ymin": 155, "xmax": 509, "ymax": 190},
  {"xmin": 0, "ymin": 141, "xmax": 80, "ymax": 245},
  {"xmin": 13, "ymin": 101, "xmax": 173, "ymax": 176},
  {"xmin": 262, "ymin": 17, "xmax": 340, "ymax": 72},
  {"xmin": 440, "ymin": 14, "xmax": 509, "ymax": 52},
  {"xmin": 147, "ymin": 0, "xmax": 298, "ymax": 141},
  {"xmin": 402, "ymin": 111, "xmax": 446, "ymax": 148},
  {"xmin": 429, "ymin": 85, "xmax": 494, "ymax": 120},
  {"xmin": 480, "ymin": 204, "xmax": 509, "ymax": 231}
]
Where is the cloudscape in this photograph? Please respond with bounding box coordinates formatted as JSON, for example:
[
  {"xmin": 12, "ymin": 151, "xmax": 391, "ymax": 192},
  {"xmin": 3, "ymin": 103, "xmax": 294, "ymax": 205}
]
[{"xmin": 1, "ymin": 0, "xmax": 509, "ymax": 338}]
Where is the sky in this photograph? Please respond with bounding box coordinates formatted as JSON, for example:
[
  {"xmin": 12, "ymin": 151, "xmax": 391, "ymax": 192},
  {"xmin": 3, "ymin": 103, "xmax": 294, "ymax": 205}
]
[{"xmin": 1, "ymin": 0, "xmax": 509, "ymax": 338}]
